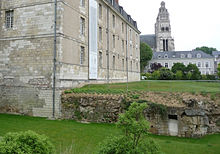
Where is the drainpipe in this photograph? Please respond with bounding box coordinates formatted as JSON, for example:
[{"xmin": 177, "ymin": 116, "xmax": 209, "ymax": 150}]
[
  {"xmin": 107, "ymin": 7, "xmax": 110, "ymax": 83},
  {"xmin": 52, "ymin": 0, "xmax": 57, "ymax": 118}
]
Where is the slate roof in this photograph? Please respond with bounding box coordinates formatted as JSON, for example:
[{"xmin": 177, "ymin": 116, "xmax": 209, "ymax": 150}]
[
  {"xmin": 152, "ymin": 51, "xmax": 214, "ymax": 60},
  {"xmin": 140, "ymin": 35, "xmax": 156, "ymax": 49},
  {"xmin": 104, "ymin": 0, "xmax": 139, "ymax": 32},
  {"xmin": 212, "ymin": 51, "xmax": 220, "ymax": 57}
]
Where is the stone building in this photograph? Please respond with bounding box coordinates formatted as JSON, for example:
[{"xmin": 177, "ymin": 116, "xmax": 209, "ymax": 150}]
[
  {"xmin": 0, "ymin": 0, "xmax": 140, "ymax": 117},
  {"xmin": 147, "ymin": 51, "xmax": 215, "ymax": 75},
  {"xmin": 141, "ymin": 1, "xmax": 175, "ymax": 52}
]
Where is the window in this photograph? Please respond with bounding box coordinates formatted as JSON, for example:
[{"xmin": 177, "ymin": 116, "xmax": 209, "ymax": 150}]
[
  {"xmin": 130, "ymin": 29, "xmax": 132, "ymax": 41},
  {"xmin": 122, "ymin": 40, "xmax": 124, "ymax": 53},
  {"xmin": 113, "ymin": 56, "xmax": 115, "ymax": 69},
  {"xmin": 122, "ymin": 59, "xmax": 124, "ymax": 71},
  {"xmin": 197, "ymin": 62, "xmax": 201, "ymax": 68},
  {"xmin": 181, "ymin": 54, "xmax": 185, "ymax": 58},
  {"xmin": 166, "ymin": 27, "xmax": 169, "ymax": 31},
  {"xmin": 205, "ymin": 62, "xmax": 209, "ymax": 68},
  {"xmin": 112, "ymin": 14, "xmax": 115, "ymax": 28},
  {"xmin": 158, "ymin": 55, "xmax": 161, "ymax": 59},
  {"xmin": 165, "ymin": 63, "xmax": 168, "ymax": 68},
  {"xmin": 113, "ymin": 35, "xmax": 115, "ymax": 48},
  {"xmin": 80, "ymin": 0, "xmax": 85, "ymax": 7},
  {"xmin": 99, "ymin": 27, "xmax": 102, "ymax": 42},
  {"xmin": 99, "ymin": 51, "xmax": 102, "ymax": 67},
  {"xmin": 197, "ymin": 53, "xmax": 201, "ymax": 58},
  {"xmin": 122, "ymin": 22, "xmax": 124, "ymax": 33},
  {"xmin": 80, "ymin": 17, "xmax": 85, "ymax": 36},
  {"xmin": 161, "ymin": 27, "xmax": 164, "ymax": 31},
  {"xmin": 80, "ymin": 46, "xmax": 85, "ymax": 65},
  {"xmin": 187, "ymin": 54, "xmax": 192, "ymax": 58},
  {"xmin": 136, "ymin": 62, "xmax": 138, "ymax": 70},
  {"xmin": 164, "ymin": 54, "xmax": 168, "ymax": 58},
  {"xmin": 130, "ymin": 61, "xmax": 132, "ymax": 71},
  {"xmin": 99, "ymin": 3, "xmax": 102, "ymax": 19},
  {"xmin": 5, "ymin": 10, "xmax": 14, "ymax": 29}
]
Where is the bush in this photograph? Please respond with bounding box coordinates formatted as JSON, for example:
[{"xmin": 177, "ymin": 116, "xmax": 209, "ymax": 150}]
[
  {"xmin": 175, "ymin": 70, "xmax": 183, "ymax": 80},
  {"xmin": 98, "ymin": 136, "xmax": 162, "ymax": 154},
  {"xmin": 0, "ymin": 130, "xmax": 55, "ymax": 154},
  {"xmin": 158, "ymin": 68, "xmax": 174, "ymax": 80},
  {"xmin": 152, "ymin": 70, "xmax": 160, "ymax": 80}
]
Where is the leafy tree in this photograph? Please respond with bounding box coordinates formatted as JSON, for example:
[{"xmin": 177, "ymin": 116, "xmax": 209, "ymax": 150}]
[
  {"xmin": 98, "ymin": 102, "xmax": 162, "ymax": 154},
  {"xmin": 171, "ymin": 63, "xmax": 186, "ymax": 74},
  {"xmin": 152, "ymin": 70, "xmax": 160, "ymax": 80},
  {"xmin": 175, "ymin": 70, "xmax": 183, "ymax": 80},
  {"xmin": 158, "ymin": 67, "xmax": 174, "ymax": 80},
  {"xmin": 193, "ymin": 46, "xmax": 217, "ymax": 55},
  {"xmin": 0, "ymin": 130, "xmax": 55, "ymax": 154},
  {"xmin": 186, "ymin": 64, "xmax": 201, "ymax": 80},
  {"xmin": 150, "ymin": 62, "xmax": 163, "ymax": 73},
  {"xmin": 186, "ymin": 72, "xmax": 192, "ymax": 80},
  {"xmin": 217, "ymin": 63, "xmax": 220, "ymax": 79},
  {"xmin": 140, "ymin": 43, "xmax": 153, "ymax": 72}
]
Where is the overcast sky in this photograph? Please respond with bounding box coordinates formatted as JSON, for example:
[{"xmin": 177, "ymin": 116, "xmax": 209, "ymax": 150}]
[{"xmin": 119, "ymin": 0, "xmax": 220, "ymax": 51}]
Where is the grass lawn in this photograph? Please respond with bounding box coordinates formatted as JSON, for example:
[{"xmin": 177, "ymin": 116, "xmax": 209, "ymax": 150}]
[
  {"xmin": 1, "ymin": 114, "xmax": 220, "ymax": 154},
  {"xmin": 68, "ymin": 80, "xmax": 220, "ymax": 94}
]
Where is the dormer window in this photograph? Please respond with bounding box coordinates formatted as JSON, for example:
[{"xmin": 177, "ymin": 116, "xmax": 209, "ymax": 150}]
[
  {"xmin": 197, "ymin": 53, "xmax": 201, "ymax": 58},
  {"xmin": 164, "ymin": 54, "xmax": 168, "ymax": 58},
  {"xmin": 158, "ymin": 55, "xmax": 161, "ymax": 59},
  {"xmin": 166, "ymin": 27, "xmax": 169, "ymax": 31},
  {"xmin": 181, "ymin": 54, "xmax": 185, "ymax": 58},
  {"xmin": 187, "ymin": 54, "xmax": 192, "ymax": 58}
]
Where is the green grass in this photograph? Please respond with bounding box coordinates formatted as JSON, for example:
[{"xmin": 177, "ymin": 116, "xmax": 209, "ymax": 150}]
[
  {"xmin": 66, "ymin": 80, "xmax": 220, "ymax": 94},
  {"xmin": 1, "ymin": 114, "xmax": 220, "ymax": 154}
]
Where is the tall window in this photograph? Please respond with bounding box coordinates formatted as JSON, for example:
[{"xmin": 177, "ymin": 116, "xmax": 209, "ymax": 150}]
[
  {"xmin": 122, "ymin": 59, "xmax": 124, "ymax": 71},
  {"xmin": 99, "ymin": 3, "xmax": 102, "ymax": 19},
  {"xmin": 205, "ymin": 62, "xmax": 209, "ymax": 68},
  {"xmin": 122, "ymin": 40, "xmax": 124, "ymax": 53},
  {"xmin": 80, "ymin": 46, "xmax": 85, "ymax": 65},
  {"xmin": 165, "ymin": 63, "xmax": 168, "ymax": 68},
  {"xmin": 113, "ymin": 56, "xmax": 116, "ymax": 69},
  {"xmin": 130, "ymin": 61, "xmax": 132, "ymax": 71},
  {"xmin": 113, "ymin": 35, "xmax": 115, "ymax": 48},
  {"xmin": 122, "ymin": 22, "xmax": 124, "ymax": 33},
  {"xmin": 99, "ymin": 51, "xmax": 102, "ymax": 67},
  {"xmin": 112, "ymin": 14, "xmax": 115, "ymax": 28},
  {"xmin": 197, "ymin": 62, "xmax": 201, "ymax": 68},
  {"xmin": 5, "ymin": 10, "xmax": 14, "ymax": 29},
  {"xmin": 80, "ymin": 17, "xmax": 85, "ymax": 36},
  {"xmin": 99, "ymin": 27, "xmax": 102, "ymax": 42},
  {"xmin": 80, "ymin": 0, "xmax": 85, "ymax": 7}
]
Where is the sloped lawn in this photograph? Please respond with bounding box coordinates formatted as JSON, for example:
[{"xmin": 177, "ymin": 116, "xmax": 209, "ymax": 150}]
[{"xmin": 0, "ymin": 114, "xmax": 220, "ymax": 154}]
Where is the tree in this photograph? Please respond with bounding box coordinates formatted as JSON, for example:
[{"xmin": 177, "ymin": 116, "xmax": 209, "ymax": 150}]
[
  {"xmin": 186, "ymin": 64, "xmax": 201, "ymax": 80},
  {"xmin": 98, "ymin": 102, "xmax": 162, "ymax": 154},
  {"xmin": 150, "ymin": 62, "xmax": 163, "ymax": 73},
  {"xmin": 171, "ymin": 63, "xmax": 186, "ymax": 74},
  {"xmin": 158, "ymin": 67, "xmax": 174, "ymax": 80},
  {"xmin": 193, "ymin": 46, "xmax": 217, "ymax": 55},
  {"xmin": 217, "ymin": 63, "xmax": 220, "ymax": 79},
  {"xmin": 175, "ymin": 70, "xmax": 183, "ymax": 80},
  {"xmin": 140, "ymin": 43, "xmax": 153, "ymax": 72}
]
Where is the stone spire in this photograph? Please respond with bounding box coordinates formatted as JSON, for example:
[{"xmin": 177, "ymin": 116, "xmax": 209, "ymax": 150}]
[{"xmin": 155, "ymin": 1, "xmax": 175, "ymax": 52}]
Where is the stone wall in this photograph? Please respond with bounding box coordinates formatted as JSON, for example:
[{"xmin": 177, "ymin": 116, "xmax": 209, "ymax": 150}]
[{"xmin": 61, "ymin": 93, "xmax": 220, "ymax": 137}]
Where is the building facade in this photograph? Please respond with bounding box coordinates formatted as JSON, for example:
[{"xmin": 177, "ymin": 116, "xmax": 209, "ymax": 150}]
[
  {"xmin": 147, "ymin": 51, "xmax": 215, "ymax": 75},
  {"xmin": 140, "ymin": 1, "xmax": 175, "ymax": 52},
  {"xmin": 0, "ymin": 0, "xmax": 140, "ymax": 117}
]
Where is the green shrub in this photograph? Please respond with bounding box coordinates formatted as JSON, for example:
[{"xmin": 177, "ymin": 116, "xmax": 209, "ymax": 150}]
[
  {"xmin": 158, "ymin": 68, "xmax": 174, "ymax": 80},
  {"xmin": 98, "ymin": 136, "xmax": 162, "ymax": 154},
  {"xmin": 0, "ymin": 130, "xmax": 55, "ymax": 154},
  {"xmin": 175, "ymin": 70, "xmax": 183, "ymax": 80},
  {"xmin": 152, "ymin": 70, "xmax": 160, "ymax": 80}
]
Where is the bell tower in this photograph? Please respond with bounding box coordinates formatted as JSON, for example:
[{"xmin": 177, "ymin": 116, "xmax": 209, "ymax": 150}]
[{"xmin": 155, "ymin": 1, "xmax": 175, "ymax": 51}]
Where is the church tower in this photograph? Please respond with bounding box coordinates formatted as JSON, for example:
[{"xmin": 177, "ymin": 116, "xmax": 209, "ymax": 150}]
[{"xmin": 155, "ymin": 1, "xmax": 175, "ymax": 52}]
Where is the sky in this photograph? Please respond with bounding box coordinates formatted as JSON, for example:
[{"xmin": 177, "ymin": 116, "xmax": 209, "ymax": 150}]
[{"xmin": 119, "ymin": 0, "xmax": 220, "ymax": 51}]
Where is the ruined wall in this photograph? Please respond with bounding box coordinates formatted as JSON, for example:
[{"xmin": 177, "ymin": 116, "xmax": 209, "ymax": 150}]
[{"xmin": 61, "ymin": 93, "xmax": 220, "ymax": 137}]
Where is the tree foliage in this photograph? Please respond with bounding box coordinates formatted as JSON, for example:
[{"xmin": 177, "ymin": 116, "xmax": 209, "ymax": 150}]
[
  {"xmin": 0, "ymin": 130, "xmax": 55, "ymax": 154},
  {"xmin": 158, "ymin": 68, "xmax": 174, "ymax": 80},
  {"xmin": 140, "ymin": 43, "xmax": 153, "ymax": 72},
  {"xmin": 217, "ymin": 63, "xmax": 220, "ymax": 79},
  {"xmin": 98, "ymin": 102, "xmax": 162, "ymax": 154},
  {"xmin": 150, "ymin": 63, "xmax": 163, "ymax": 73},
  {"xmin": 193, "ymin": 46, "xmax": 217, "ymax": 55},
  {"xmin": 186, "ymin": 64, "xmax": 201, "ymax": 80},
  {"xmin": 171, "ymin": 63, "xmax": 186, "ymax": 74}
]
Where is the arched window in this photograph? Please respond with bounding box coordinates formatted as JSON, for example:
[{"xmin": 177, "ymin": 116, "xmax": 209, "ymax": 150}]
[
  {"xmin": 180, "ymin": 54, "xmax": 185, "ymax": 58},
  {"xmin": 158, "ymin": 55, "xmax": 161, "ymax": 59},
  {"xmin": 164, "ymin": 54, "xmax": 168, "ymax": 58},
  {"xmin": 187, "ymin": 54, "xmax": 192, "ymax": 58},
  {"xmin": 197, "ymin": 53, "xmax": 201, "ymax": 58}
]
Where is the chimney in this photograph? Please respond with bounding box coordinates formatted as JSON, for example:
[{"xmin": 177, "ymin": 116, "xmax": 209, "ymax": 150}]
[{"xmin": 115, "ymin": 0, "xmax": 119, "ymax": 4}]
